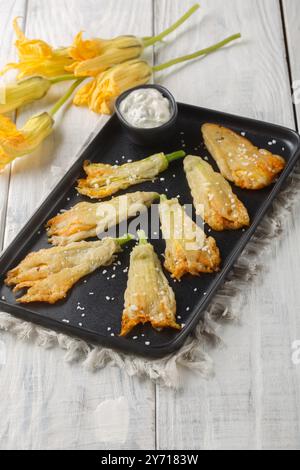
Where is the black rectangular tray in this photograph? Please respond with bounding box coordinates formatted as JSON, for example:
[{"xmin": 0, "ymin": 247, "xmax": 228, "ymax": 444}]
[{"xmin": 0, "ymin": 103, "xmax": 299, "ymax": 358}]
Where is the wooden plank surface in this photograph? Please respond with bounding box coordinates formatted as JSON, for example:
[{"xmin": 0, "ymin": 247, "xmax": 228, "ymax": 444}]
[
  {"xmin": 0, "ymin": 0, "xmax": 27, "ymax": 250},
  {"xmin": 154, "ymin": 0, "xmax": 300, "ymax": 450},
  {"xmin": 0, "ymin": 0, "xmax": 155, "ymax": 450},
  {"xmin": 282, "ymin": 0, "xmax": 300, "ymax": 125}
]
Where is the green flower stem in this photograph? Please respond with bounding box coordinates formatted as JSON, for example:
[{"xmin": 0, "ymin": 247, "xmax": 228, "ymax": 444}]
[
  {"xmin": 115, "ymin": 234, "xmax": 135, "ymax": 246},
  {"xmin": 152, "ymin": 33, "xmax": 241, "ymax": 72},
  {"xmin": 166, "ymin": 150, "xmax": 186, "ymax": 163},
  {"xmin": 49, "ymin": 78, "xmax": 84, "ymax": 116},
  {"xmin": 137, "ymin": 230, "xmax": 148, "ymax": 245},
  {"xmin": 160, "ymin": 194, "xmax": 168, "ymax": 202},
  {"xmin": 49, "ymin": 75, "xmax": 78, "ymax": 84},
  {"xmin": 143, "ymin": 4, "xmax": 200, "ymax": 47}
]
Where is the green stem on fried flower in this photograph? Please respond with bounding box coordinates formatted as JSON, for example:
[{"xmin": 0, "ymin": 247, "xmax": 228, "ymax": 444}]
[
  {"xmin": 152, "ymin": 33, "xmax": 241, "ymax": 72},
  {"xmin": 166, "ymin": 150, "xmax": 186, "ymax": 163},
  {"xmin": 49, "ymin": 78, "xmax": 84, "ymax": 116},
  {"xmin": 143, "ymin": 3, "xmax": 200, "ymax": 47},
  {"xmin": 137, "ymin": 230, "xmax": 148, "ymax": 245},
  {"xmin": 49, "ymin": 74, "xmax": 79, "ymax": 84},
  {"xmin": 116, "ymin": 234, "xmax": 135, "ymax": 246}
]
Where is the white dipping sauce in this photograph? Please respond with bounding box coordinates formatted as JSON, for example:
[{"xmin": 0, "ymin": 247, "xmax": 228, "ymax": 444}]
[{"xmin": 119, "ymin": 88, "xmax": 172, "ymax": 129}]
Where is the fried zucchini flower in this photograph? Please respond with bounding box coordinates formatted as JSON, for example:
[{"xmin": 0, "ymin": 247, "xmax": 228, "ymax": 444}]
[
  {"xmin": 0, "ymin": 18, "xmax": 73, "ymax": 79},
  {"xmin": 120, "ymin": 231, "xmax": 180, "ymax": 336},
  {"xmin": 77, "ymin": 151, "xmax": 185, "ymax": 199},
  {"xmin": 0, "ymin": 112, "xmax": 54, "ymax": 171},
  {"xmin": 184, "ymin": 155, "xmax": 250, "ymax": 231},
  {"xmin": 47, "ymin": 191, "xmax": 159, "ymax": 246},
  {"xmin": 73, "ymin": 59, "xmax": 152, "ymax": 114},
  {"xmin": 0, "ymin": 77, "xmax": 51, "ymax": 114},
  {"xmin": 159, "ymin": 196, "xmax": 221, "ymax": 280},
  {"xmin": 202, "ymin": 124, "xmax": 286, "ymax": 190},
  {"xmin": 5, "ymin": 236, "xmax": 132, "ymax": 304}
]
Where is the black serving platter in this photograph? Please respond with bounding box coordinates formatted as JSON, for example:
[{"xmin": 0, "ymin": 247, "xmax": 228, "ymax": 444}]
[{"xmin": 0, "ymin": 103, "xmax": 299, "ymax": 358}]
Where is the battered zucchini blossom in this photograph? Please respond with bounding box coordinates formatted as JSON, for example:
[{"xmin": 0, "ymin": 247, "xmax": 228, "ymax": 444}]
[{"xmin": 120, "ymin": 231, "xmax": 180, "ymax": 336}]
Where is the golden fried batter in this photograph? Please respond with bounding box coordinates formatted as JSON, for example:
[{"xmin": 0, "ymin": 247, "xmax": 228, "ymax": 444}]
[
  {"xmin": 159, "ymin": 197, "xmax": 221, "ymax": 279},
  {"xmin": 5, "ymin": 238, "xmax": 121, "ymax": 304},
  {"xmin": 120, "ymin": 231, "xmax": 180, "ymax": 336},
  {"xmin": 202, "ymin": 123, "xmax": 286, "ymax": 190},
  {"xmin": 184, "ymin": 155, "xmax": 250, "ymax": 231},
  {"xmin": 77, "ymin": 153, "xmax": 168, "ymax": 199},
  {"xmin": 47, "ymin": 191, "xmax": 158, "ymax": 245}
]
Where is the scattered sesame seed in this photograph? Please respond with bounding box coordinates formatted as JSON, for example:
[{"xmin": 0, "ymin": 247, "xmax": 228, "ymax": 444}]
[
  {"xmin": 1, "ymin": 296, "xmax": 5, "ymax": 301},
  {"xmin": 160, "ymin": 177, "xmax": 165, "ymax": 182},
  {"xmin": 241, "ymin": 132, "xmax": 246, "ymax": 136},
  {"xmin": 181, "ymin": 323, "xmax": 186, "ymax": 328},
  {"xmin": 194, "ymin": 288, "xmax": 198, "ymax": 292},
  {"xmin": 88, "ymin": 292, "xmax": 94, "ymax": 295},
  {"xmin": 106, "ymin": 296, "xmax": 110, "ymax": 301},
  {"xmin": 111, "ymin": 274, "xmax": 116, "ymax": 279},
  {"xmin": 272, "ymin": 139, "xmax": 277, "ymax": 144},
  {"xmin": 127, "ymin": 159, "xmax": 132, "ymax": 163},
  {"xmin": 78, "ymin": 323, "xmax": 83, "ymax": 327},
  {"xmin": 102, "ymin": 270, "xmax": 107, "ymax": 274},
  {"xmin": 204, "ymin": 156, "xmax": 209, "ymax": 161},
  {"xmin": 145, "ymin": 341, "xmax": 151, "ymax": 346},
  {"xmin": 107, "ymin": 327, "xmax": 111, "ymax": 331},
  {"xmin": 186, "ymin": 307, "xmax": 190, "ymax": 312},
  {"xmin": 111, "ymin": 333, "xmax": 115, "ymax": 337},
  {"xmin": 81, "ymin": 313, "xmax": 86, "ymax": 318},
  {"xmin": 173, "ymin": 174, "xmax": 176, "ymax": 178},
  {"xmin": 133, "ymin": 336, "xmax": 138, "ymax": 340},
  {"xmin": 62, "ymin": 319, "xmax": 70, "ymax": 324}
]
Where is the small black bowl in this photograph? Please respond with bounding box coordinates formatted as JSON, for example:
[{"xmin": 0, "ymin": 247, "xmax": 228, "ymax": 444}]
[{"xmin": 115, "ymin": 84, "xmax": 178, "ymax": 147}]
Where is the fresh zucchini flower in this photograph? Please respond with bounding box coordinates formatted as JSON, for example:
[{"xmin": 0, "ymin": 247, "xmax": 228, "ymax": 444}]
[
  {"xmin": 67, "ymin": 35, "xmax": 143, "ymax": 77},
  {"xmin": 74, "ymin": 33, "xmax": 241, "ymax": 115},
  {"xmin": 0, "ymin": 77, "xmax": 51, "ymax": 114},
  {"xmin": 77, "ymin": 150, "xmax": 185, "ymax": 199},
  {"xmin": 120, "ymin": 230, "xmax": 180, "ymax": 336},
  {"xmin": 0, "ymin": 18, "xmax": 73, "ymax": 79},
  {"xmin": 0, "ymin": 79, "xmax": 82, "ymax": 171},
  {"xmin": 0, "ymin": 112, "xmax": 54, "ymax": 170},
  {"xmin": 73, "ymin": 59, "xmax": 152, "ymax": 113},
  {"xmin": 67, "ymin": 4, "xmax": 201, "ymax": 77},
  {"xmin": 159, "ymin": 196, "xmax": 221, "ymax": 280}
]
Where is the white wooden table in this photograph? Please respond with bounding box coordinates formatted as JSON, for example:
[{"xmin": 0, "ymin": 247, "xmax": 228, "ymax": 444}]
[{"xmin": 0, "ymin": 0, "xmax": 300, "ymax": 450}]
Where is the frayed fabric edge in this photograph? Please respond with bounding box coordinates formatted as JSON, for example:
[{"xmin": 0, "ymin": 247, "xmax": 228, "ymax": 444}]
[{"xmin": 1, "ymin": 165, "xmax": 300, "ymax": 388}]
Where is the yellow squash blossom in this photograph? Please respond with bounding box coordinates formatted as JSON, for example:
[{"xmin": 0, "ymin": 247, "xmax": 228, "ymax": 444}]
[
  {"xmin": 67, "ymin": 34, "xmax": 143, "ymax": 77},
  {"xmin": 67, "ymin": 4, "xmax": 201, "ymax": 76},
  {"xmin": 73, "ymin": 59, "xmax": 152, "ymax": 114},
  {"xmin": 0, "ymin": 112, "xmax": 53, "ymax": 171},
  {"xmin": 0, "ymin": 76, "xmax": 51, "ymax": 114},
  {"xmin": 0, "ymin": 18, "xmax": 73, "ymax": 79}
]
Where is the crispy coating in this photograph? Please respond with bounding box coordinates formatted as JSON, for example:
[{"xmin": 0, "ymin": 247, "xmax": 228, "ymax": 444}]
[
  {"xmin": 5, "ymin": 238, "xmax": 120, "ymax": 304},
  {"xmin": 120, "ymin": 242, "xmax": 180, "ymax": 336},
  {"xmin": 77, "ymin": 153, "xmax": 168, "ymax": 199},
  {"xmin": 159, "ymin": 197, "xmax": 221, "ymax": 279},
  {"xmin": 202, "ymin": 123, "xmax": 286, "ymax": 190},
  {"xmin": 184, "ymin": 155, "xmax": 250, "ymax": 231},
  {"xmin": 47, "ymin": 191, "xmax": 158, "ymax": 245}
]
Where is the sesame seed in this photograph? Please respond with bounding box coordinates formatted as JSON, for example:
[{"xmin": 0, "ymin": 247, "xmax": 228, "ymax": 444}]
[
  {"xmin": 111, "ymin": 333, "xmax": 115, "ymax": 337},
  {"xmin": 106, "ymin": 296, "xmax": 110, "ymax": 301},
  {"xmin": 145, "ymin": 341, "xmax": 151, "ymax": 346},
  {"xmin": 78, "ymin": 323, "xmax": 83, "ymax": 327},
  {"xmin": 107, "ymin": 327, "xmax": 111, "ymax": 331},
  {"xmin": 133, "ymin": 336, "xmax": 138, "ymax": 340}
]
